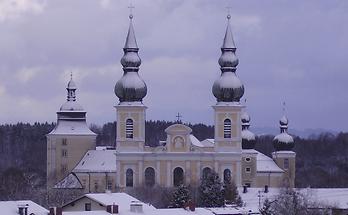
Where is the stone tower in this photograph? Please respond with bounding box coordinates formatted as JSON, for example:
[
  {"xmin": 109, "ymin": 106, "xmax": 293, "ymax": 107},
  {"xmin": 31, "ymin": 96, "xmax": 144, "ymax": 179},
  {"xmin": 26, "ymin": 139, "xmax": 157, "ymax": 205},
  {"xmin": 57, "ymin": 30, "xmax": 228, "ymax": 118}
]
[{"xmin": 47, "ymin": 75, "xmax": 96, "ymax": 188}]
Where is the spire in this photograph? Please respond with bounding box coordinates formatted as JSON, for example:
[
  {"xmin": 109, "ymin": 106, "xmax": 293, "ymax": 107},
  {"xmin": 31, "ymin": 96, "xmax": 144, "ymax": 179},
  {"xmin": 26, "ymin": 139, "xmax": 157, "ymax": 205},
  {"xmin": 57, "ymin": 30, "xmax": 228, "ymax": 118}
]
[
  {"xmin": 241, "ymin": 100, "xmax": 256, "ymax": 149},
  {"xmin": 212, "ymin": 11, "xmax": 244, "ymax": 103},
  {"xmin": 115, "ymin": 7, "xmax": 147, "ymax": 103},
  {"xmin": 280, "ymin": 102, "xmax": 288, "ymax": 133},
  {"xmin": 67, "ymin": 72, "xmax": 77, "ymax": 102},
  {"xmin": 273, "ymin": 102, "xmax": 294, "ymax": 151}
]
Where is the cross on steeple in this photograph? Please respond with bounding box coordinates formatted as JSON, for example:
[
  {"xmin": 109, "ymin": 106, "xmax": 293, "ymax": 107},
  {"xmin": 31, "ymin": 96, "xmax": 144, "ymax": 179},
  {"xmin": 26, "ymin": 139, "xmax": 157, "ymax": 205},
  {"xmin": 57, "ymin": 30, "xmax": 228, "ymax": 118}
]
[
  {"xmin": 128, "ymin": 3, "xmax": 135, "ymax": 19},
  {"xmin": 226, "ymin": 6, "xmax": 232, "ymax": 19},
  {"xmin": 176, "ymin": 112, "xmax": 182, "ymax": 123},
  {"xmin": 282, "ymin": 101, "xmax": 286, "ymax": 114}
]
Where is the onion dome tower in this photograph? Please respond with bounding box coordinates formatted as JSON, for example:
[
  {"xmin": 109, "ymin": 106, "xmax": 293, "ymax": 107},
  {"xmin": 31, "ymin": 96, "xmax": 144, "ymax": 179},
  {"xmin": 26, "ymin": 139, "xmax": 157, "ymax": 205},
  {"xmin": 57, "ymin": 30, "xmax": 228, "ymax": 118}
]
[
  {"xmin": 273, "ymin": 115, "xmax": 294, "ymax": 151},
  {"xmin": 114, "ymin": 12, "xmax": 147, "ymax": 154},
  {"xmin": 241, "ymin": 111, "xmax": 256, "ymax": 149},
  {"xmin": 47, "ymin": 74, "xmax": 96, "ymax": 189},
  {"xmin": 212, "ymin": 14, "xmax": 244, "ymax": 102},
  {"xmin": 114, "ymin": 13, "xmax": 147, "ymax": 103}
]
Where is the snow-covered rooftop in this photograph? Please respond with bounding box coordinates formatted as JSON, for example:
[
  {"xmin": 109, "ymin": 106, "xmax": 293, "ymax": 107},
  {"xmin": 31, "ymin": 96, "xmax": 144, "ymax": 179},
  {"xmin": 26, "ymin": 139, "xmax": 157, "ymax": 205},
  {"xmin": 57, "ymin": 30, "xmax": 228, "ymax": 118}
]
[
  {"xmin": 84, "ymin": 193, "xmax": 156, "ymax": 213},
  {"xmin": 190, "ymin": 135, "xmax": 214, "ymax": 148},
  {"xmin": 73, "ymin": 149, "xmax": 116, "ymax": 173},
  {"xmin": 0, "ymin": 200, "xmax": 48, "ymax": 215},
  {"xmin": 256, "ymin": 152, "xmax": 284, "ymax": 173},
  {"xmin": 54, "ymin": 173, "xmax": 83, "ymax": 189},
  {"xmin": 48, "ymin": 120, "xmax": 96, "ymax": 136}
]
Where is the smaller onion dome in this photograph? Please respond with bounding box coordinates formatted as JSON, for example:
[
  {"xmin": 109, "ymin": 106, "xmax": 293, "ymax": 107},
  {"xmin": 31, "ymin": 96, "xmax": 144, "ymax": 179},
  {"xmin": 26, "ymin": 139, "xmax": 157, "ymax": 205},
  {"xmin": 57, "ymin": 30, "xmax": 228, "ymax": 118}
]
[
  {"xmin": 115, "ymin": 14, "xmax": 147, "ymax": 103},
  {"xmin": 212, "ymin": 14, "xmax": 244, "ymax": 103},
  {"xmin": 273, "ymin": 115, "xmax": 294, "ymax": 151},
  {"xmin": 241, "ymin": 111, "xmax": 256, "ymax": 149}
]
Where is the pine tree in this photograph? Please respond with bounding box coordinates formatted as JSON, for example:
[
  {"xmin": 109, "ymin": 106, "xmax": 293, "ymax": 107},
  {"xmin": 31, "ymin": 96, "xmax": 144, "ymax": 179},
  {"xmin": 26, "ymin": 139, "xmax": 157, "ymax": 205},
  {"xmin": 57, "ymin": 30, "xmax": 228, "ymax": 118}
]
[
  {"xmin": 170, "ymin": 184, "xmax": 191, "ymax": 208},
  {"xmin": 259, "ymin": 198, "xmax": 273, "ymax": 215},
  {"xmin": 223, "ymin": 175, "xmax": 243, "ymax": 206},
  {"xmin": 198, "ymin": 171, "xmax": 224, "ymax": 207}
]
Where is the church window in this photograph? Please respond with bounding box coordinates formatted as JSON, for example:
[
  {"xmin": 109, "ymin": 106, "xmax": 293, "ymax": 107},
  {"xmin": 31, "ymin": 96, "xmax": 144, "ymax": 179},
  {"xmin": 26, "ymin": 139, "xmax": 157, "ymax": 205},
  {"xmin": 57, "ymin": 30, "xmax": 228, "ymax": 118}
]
[
  {"xmin": 224, "ymin": 119, "xmax": 232, "ymax": 138},
  {"xmin": 61, "ymin": 149, "xmax": 67, "ymax": 157},
  {"xmin": 144, "ymin": 167, "xmax": 155, "ymax": 187},
  {"xmin": 126, "ymin": 119, "xmax": 134, "ymax": 139},
  {"xmin": 173, "ymin": 167, "xmax": 184, "ymax": 186},
  {"xmin": 202, "ymin": 167, "xmax": 212, "ymax": 179},
  {"xmin": 61, "ymin": 164, "xmax": 67, "ymax": 174},
  {"xmin": 85, "ymin": 203, "xmax": 91, "ymax": 211},
  {"xmin": 126, "ymin": 169, "xmax": 134, "ymax": 187},
  {"xmin": 245, "ymin": 157, "xmax": 251, "ymax": 162},
  {"xmin": 223, "ymin": 169, "xmax": 232, "ymax": 183},
  {"xmin": 245, "ymin": 167, "xmax": 251, "ymax": 173},
  {"xmin": 107, "ymin": 180, "xmax": 113, "ymax": 190},
  {"xmin": 62, "ymin": 138, "xmax": 67, "ymax": 146},
  {"xmin": 94, "ymin": 181, "xmax": 99, "ymax": 191},
  {"xmin": 284, "ymin": 158, "xmax": 289, "ymax": 169}
]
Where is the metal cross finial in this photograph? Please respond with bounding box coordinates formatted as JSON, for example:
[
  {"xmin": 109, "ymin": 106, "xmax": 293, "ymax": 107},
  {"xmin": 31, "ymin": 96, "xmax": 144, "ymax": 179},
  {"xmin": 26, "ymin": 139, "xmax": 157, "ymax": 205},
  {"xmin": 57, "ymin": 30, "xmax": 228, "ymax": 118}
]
[
  {"xmin": 128, "ymin": 3, "xmax": 135, "ymax": 19},
  {"xmin": 70, "ymin": 71, "xmax": 73, "ymax": 81},
  {"xmin": 176, "ymin": 112, "xmax": 182, "ymax": 123},
  {"xmin": 226, "ymin": 6, "xmax": 232, "ymax": 19},
  {"xmin": 282, "ymin": 101, "xmax": 286, "ymax": 114}
]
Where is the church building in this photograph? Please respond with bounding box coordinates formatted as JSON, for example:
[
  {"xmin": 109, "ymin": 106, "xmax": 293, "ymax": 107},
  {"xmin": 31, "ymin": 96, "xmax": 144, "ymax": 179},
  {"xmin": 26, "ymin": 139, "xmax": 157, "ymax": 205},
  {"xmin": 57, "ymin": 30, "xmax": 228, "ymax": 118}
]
[{"xmin": 47, "ymin": 12, "xmax": 296, "ymax": 192}]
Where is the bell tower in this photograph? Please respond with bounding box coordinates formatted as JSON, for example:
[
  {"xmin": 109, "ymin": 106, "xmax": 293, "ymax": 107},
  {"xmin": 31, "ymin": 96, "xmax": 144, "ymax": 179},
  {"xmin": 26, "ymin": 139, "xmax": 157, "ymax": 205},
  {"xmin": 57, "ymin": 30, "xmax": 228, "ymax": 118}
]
[
  {"xmin": 212, "ymin": 14, "xmax": 244, "ymax": 153},
  {"xmin": 114, "ymin": 13, "xmax": 147, "ymax": 152}
]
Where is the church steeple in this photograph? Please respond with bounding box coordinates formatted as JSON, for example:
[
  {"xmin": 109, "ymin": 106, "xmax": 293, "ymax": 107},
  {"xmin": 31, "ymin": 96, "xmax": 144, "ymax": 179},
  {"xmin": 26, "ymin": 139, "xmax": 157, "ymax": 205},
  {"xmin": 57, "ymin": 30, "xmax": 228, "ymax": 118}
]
[
  {"xmin": 67, "ymin": 73, "xmax": 77, "ymax": 102},
  {"xmin": 115, "ymin": 12, "xmax": 147, "ymax": 103},
  {"xmin": 212, "ymin": 14, "xmax": 244, "ymax": 103}
]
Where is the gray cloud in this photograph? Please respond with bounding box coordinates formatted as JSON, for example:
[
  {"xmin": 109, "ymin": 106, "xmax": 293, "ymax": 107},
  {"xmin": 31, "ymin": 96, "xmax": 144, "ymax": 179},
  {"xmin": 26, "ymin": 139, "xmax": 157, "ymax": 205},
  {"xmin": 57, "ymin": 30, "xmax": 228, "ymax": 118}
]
[{"xmin": 0, "ymin": 0, "xmax": 347, "ymax": 132}]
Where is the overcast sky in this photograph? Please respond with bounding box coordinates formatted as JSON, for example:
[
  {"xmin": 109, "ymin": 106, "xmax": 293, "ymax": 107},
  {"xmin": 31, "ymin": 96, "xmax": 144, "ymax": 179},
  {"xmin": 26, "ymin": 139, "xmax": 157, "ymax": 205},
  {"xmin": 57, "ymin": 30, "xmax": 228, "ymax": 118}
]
[{"xmin": 0, "ymin": 0, "xmax": 347, "ymax": 132}]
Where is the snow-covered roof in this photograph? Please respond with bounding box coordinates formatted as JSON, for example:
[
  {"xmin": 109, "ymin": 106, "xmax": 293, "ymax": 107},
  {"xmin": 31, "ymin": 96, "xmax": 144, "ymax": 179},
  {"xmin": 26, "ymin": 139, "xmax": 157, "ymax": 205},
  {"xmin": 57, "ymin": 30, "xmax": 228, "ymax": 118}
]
[
  {"xmin": 256, "ymin": 152, "xmax": 284, "ymax": 173},
  {"xmin": 190, "ymin": 136, "xmax": 214, "ymax": 148},
  {"xmin": 60, "ymin": 101, "xmax": 84, "ymax": 111},
  {"xmin": 48, "ymin": 120, "xmax": 96, "ymax": 136},
  {"xmin": 0, "ymin": 200, "xmax": 48, "ymax": 215},
  {"xmin": 54, "ymin": 173, "xmax": 83, "ymax": 189},
  {"xmin": 73, "ymin": 149, "xmax": 116, "ymax": 173},
  {"xmin": 84, "ymin": 193, "xmax": 156, "ymax": 212},
  {"xmin": 241, "ymin": 129, "xmax": 256, "ymax": 141},
  {"xmin": 63, "ymin": 211, "xmax": 110, "ymax": 215},
  {"xmin": 238, "ymin": 187, "xmax": 348, "ymax": 210}
]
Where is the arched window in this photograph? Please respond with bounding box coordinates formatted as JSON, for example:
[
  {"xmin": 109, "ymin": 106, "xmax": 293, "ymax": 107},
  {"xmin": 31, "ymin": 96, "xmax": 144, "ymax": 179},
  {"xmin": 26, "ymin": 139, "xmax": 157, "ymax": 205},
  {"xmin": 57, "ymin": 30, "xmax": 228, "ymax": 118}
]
[
  {"xmin": 223, "ymin": 169, "xmax": 232, "ymax": 183},
  {"xmin": 173, "ymin": 167, "xmax": 184, "ymax": 186},
  {"xmin": 224, "ymin": 119, "xmax": 232, "ymax": 138},
  {"xmin": 144, "ymin": 167, "xmax": 155, "ymax": 187},
  {"xmin": 126, "ymin": 169, "xmax": 133, "ymax": 187},
  {"xmin": 202, "ymin": 167, "xmax": 212, "ymax": 179},
  {"xmin": 126, "ymin": 119, "xmax": 134, "ymax": 138}
]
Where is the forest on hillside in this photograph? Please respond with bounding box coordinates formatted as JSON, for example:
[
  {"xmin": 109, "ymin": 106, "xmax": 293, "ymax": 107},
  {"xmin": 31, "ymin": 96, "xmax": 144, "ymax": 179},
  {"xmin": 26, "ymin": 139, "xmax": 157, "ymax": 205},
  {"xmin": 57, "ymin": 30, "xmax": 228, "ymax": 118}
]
[{"xmin": 0, "ymin": 121, "xmax": 347, "ymax": 203}]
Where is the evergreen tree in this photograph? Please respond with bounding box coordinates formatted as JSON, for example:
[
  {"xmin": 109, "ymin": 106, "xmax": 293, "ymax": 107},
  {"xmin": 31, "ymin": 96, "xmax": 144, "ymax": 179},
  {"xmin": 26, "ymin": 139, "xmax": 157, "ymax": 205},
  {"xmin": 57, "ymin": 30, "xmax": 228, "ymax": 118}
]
[
  {"xmin": 170, "ymin": 184, "xmax": 191, "ymax": 208},
  {"xmin": 223, "ymin": 175, "xmax": 243, "ymax": 206},
  {"xmin": 198, "ymin": 171, "xmax": 224, "ymax": 207},
  {"xmin": 260, "ymin": 199, "xmax": 273, "ymax": 215}
]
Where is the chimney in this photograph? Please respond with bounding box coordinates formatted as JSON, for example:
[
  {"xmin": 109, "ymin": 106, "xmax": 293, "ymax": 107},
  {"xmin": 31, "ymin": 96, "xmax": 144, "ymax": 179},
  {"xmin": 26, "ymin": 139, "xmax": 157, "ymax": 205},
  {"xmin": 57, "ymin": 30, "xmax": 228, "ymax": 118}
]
[
  {"xmin": 18, "ymin": 203, "xmax": 29, "ymax": 215},
  {"xmin": 130, "ymin": 201, "xmax": 143, "ymax": 213},
  {"xmin": 49, "ymin": 207, "xmax": 62, "ymax": 215},
  {"xmin": 106, "ymin": 205, "xmax": 119, "ymax": 214},
  {"xmin": 243, "ymin": 185, "xmax": 248, "ymax": 193},
  {"xmin": 264, "ymin": 185, "xmax": 269, "ymax": 193}
]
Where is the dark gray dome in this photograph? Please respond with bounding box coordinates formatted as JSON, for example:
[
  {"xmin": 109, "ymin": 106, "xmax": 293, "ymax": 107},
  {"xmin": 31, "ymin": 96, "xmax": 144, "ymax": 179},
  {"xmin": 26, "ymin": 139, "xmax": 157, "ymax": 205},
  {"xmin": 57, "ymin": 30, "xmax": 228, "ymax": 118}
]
[
  {"xmin": 241, "ymin": 111, "xmax": 256, "ymax": 149},
  {"xmin": 212, "ymin": 72, "xmax": 244, "ymax": 102},
  {"xmin": 114, "ymin": 72, "xmax": 147, "ymax": 102},
  {"xmin": 212, "ymin": 15, "xmax": 244, "ymax": 103},
  {"xmin": 115, "ymin": 14, "xmax": 147, "ymax": 103},
  {"xmin": 273, "ymin": 115, "xmax": 294, "ymax": 151}
]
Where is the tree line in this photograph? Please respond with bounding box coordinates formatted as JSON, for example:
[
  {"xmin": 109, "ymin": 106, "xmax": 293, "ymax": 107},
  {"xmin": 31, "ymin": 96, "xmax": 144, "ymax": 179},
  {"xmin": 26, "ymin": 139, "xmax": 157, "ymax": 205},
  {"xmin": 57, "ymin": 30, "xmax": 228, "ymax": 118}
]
[{"xmin": 0, "ymin": 121, "xmax": 347, "ymax": 203}]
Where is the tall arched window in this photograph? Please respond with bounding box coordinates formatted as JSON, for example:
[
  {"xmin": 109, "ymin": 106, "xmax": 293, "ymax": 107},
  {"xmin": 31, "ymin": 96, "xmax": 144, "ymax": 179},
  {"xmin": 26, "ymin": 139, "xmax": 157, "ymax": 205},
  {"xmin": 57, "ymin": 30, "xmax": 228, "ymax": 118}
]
[
  {"xmin": 126, "ymin": 169, "xmax": 133, "ymax": 187},
  {"xmin": 144, "ymin": 167, "xmax": 155, "ymax": 187},
  {"xmin": 224, "ymin": 119, "xmax": 232, "ymax": 138},
  {"xmin": 126, "ymin": 119, "xmax": 134, "ymax": 138},
  {"xmin": 202, "ymin": 167, "xmax": 212, "ymax": 179},
  {"xmin": 173, "ymin": 167, "xmax": 184, "ymax": 186},
  {"xmin": 223, "ymin": 169, "xmax": 232, "ymax": 183}
]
